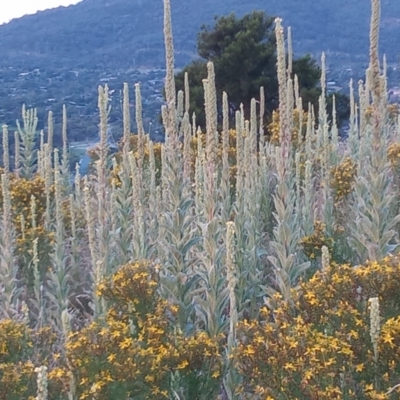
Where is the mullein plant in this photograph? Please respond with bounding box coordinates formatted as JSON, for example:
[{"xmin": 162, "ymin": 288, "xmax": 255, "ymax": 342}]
[
  {"xmin": 156, "ymin": 0, "xmax": 202, "ymax": 335},
  {"xmin": 234, "ymin": 98, "xmax": 267, "ymax": 320},
  {"xmin": 223, "ymin": 221, "xmax": 242, "ymax": 400},
  {"xmin": 16, "ymin": 105, "xmax": 38, "ymax": 179},
  {"xmin": 347, "ymin": 0, "xmax": 400, "ymax": 264},
  {"xmin": 0, "ymin": 172, "xmax": 19, "ymax": 319},
  {"xmin": 193, "ymin": 62, "xmax": 231, "ymax": 338},
  {"xmin": 46, "ymin": 149, "xmax": 71, "ymax": 334},
  {"xmin": 264, "ymin": 17, "xmax": 310, "ymax": 302}
]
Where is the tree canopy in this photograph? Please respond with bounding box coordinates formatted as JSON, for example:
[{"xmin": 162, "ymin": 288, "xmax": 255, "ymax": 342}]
[{"xmin": 175, "ymin": 11, "xmax": 349, "ymax": 129}]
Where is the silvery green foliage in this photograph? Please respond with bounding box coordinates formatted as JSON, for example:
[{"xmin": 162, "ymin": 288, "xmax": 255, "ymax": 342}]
[
  {"xmin": 265, "ymin": 147, "xmax": 310, "ymax": 300},
  {"xmin": 111, "ymin": 155, "xmax": 134, "ymax": 265},
  {"xmin": 158, "ymin": 134, "xmax": 201, "ymax": 332},
  {"xmin": 259, "ymin": 146, "xmax": 274, "ymax": 237},
  {"xmin": 194, "ymin": 159, "xmax": 229, "ymax": 337},
  {"xmin": 16, "ymin": 105, "xmax": 39, "ymax": 179},
  {"xmin": 223, "ymin": 221, "xmax": 241, "ymax": 400},
  {"xmin": 347, "ymin": 81, "xmax": 400, "ymax": 263},
  {"xmin": 0, "ymin": 173, "xmax": 19, "ymax": 319},
  {"xmin": 47, "ymin": 149, "xmax": 72, "ymax": 333},
  {"xmin": 348, "ymin": 157, "xmax": 400, "ymax": 263},
  {"xmin": 128, "ymin": 153, "xmax": 149, "ymax": 260},
  {"xmin": 192, "ymin": 64, "xmax": 231, "ymax": 338},
  {"xmin": 234, "ymin": 135, "xmax": 267, "ymax": 320}
]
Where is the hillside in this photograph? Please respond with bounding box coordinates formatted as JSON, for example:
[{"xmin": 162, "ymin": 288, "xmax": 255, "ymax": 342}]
[
  {"xmin": 1, "ymin": 0, "xmax": 399, "ymax": 70},
  {"xmin": 0, "ymin": 0, "xmax": 399, "ymax": 144}
]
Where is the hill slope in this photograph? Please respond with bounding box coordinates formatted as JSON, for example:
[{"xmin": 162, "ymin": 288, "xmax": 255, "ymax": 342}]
[
  {"xmin": 0, "ymin": 0, "xmax": 399, "ymax": 145},
  {"xmin": 0, "ymin": 0, "xmax": 399, "ymax": 70}
]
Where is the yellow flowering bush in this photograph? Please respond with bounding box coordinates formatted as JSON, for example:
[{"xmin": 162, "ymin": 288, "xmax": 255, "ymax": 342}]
[
  {"xmin": 109, "ymin": 130, "xmax": 239, "ymax": 191},
  {"xmin": 109, "ymin": 134, "xmax": 163, "ymax": 188},
  {"xmin": 0, "ymin": 320, "xmax": 35, "ymax": 400},
  {"xmin": 65, "ymin": 261, "xmax": 223, "ymax": 400},
  {"xmin": 365, "ymin": 104, "xmax": 399, "ymax": 123},
  {"xmin": 233, "ymin": 256, "xmax": 400, "ymax": 399},
  {"xmin": 0, "ymin": 173, "xmax": 47, "ymax": 229},
  {"xmin": 330, "ymin": 156, "xmax": 357, "ymax": 201},
  {"xmin": 387, "ymin": 104, "xmax": 399, "ymax": 122},
  {"xmin": 299, "ymin": 220, "xmax": 334, "ymax": 260},
  {"xmin": 267, "ymin": 108, "xmax": 309, "ymax": 146},
  {"xmin": 388, "ymin": 142, "xmax": 400, "ymax": 174},
  {"xmin": 0, "ymin": 172, "xmax": 55, "ymax": 288},
  {"xmin": 191, "ymin": 129, "xmax": 239, "ymax": 192}
]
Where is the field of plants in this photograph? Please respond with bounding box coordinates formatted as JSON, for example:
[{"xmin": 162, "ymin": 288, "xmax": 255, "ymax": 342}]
[{"xmin": 0, "ymin": 0, "xmax": 400, "ymax": 398}]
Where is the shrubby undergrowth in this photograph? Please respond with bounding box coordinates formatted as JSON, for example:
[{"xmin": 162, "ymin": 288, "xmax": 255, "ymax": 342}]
[{"xmin": 0, "ymin": 0, "xmax": 400, "ymax": 398}]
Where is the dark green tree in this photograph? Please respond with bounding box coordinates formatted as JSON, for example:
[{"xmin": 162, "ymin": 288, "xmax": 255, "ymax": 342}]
[{"xmin": 175, "ymin": 11, "xmax": 349, "ymax": 129}]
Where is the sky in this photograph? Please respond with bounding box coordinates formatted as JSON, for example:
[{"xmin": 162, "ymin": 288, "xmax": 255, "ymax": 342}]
[{"xmin": 0, "ymin": 0, "xmax": 82, "ymax": 25}]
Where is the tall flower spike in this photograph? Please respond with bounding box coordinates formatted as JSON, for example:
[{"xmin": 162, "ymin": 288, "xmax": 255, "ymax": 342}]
[
  {"xmin": 250, "ymin": 98, "xmax": 257, "ymax": 155},
  {"xmin": 321, "ymin": 52, "xmax": 326, "ymax": 103},
  {"xmin": 123, "ymin": 82, "xmax": 131, "ymax": 154},
  {"xmin": 275, "ymin": 18, "xmax": 289, "ymax": 156},
  {"xmin": 135, "ymin": 82, "xmax": 144, "ymax": 138},
  {"xmin": 61, "ymin": 104, "xmax": 69, "ymax": 178},
  {"xmin": 184, "ymin": 71, "xmax": 190, "ymax": 114},
  {"xmin": 2, "ymin": 125, "xmax": 9, "ymax": 174},
  {"xmin": 369, "ymin": 297, "xmax": 380, "ymax": 362},
  {"xmin": 259, "ymin": 86, "xmax": 265, "ymax": 145},
  {"xmin": 222, "ymin": 92, "xmax": 229, "ymax": 168},
  {"xmin": 47, "ymin": 110, "xmax": 54, "ymax": 161},
  {"xmin": 14, "ymin": 130, "xmax": 20, "ymax": 177},
  {"xmin": 294, "ymin": 75, "xmax": 300, "ymax": 109},
  {"xmin": 226, "ymin": 222, "xmax": 237, "ymax": 311},
  {"xmin": 135, "ymin": 82, "xmax": 145, "ymax": 182},
  {"xmin": 369, "ymin": 0, "xmax": 382, "ymax": 149},
  {"xmin": 177, "ymin": 89, "xmax": 184, "ymax": 121},
  {"xmin": 35, "ymin": 365, "xmax": 48, "ymax": 400},
  {"xmin": 97, "ymin": 85, "xmax": 109, "ymax": 198},
  {"xmin": 369, "ymin": 0, "xmax": 381, "ymax": 106},
  {"xmin": 163, "ymin": 0, "xmax": 176, "ymax": 141},
  {"xmin": 321, "ymin": 245, "xmax": 330, "ymax": 273},
  {"xmin": 287, "ymin": 26, "xmax": 293, "ymax": 77},
  {"xmin": 1, "ymin": 174, "xmax": 12, "ymax": 247},
  {"xmin": 207, "ymin": 62, "xmax": 217, "ymax": 138}
]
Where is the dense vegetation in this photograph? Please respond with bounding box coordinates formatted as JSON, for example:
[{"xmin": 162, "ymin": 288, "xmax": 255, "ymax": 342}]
[
  {"xmin": 0, "ymin": 0, "xmax": 400, "ymax": 398},
  {"xmin": 174, "ymin": 11, "xmax": 349, "ymax": 128}
]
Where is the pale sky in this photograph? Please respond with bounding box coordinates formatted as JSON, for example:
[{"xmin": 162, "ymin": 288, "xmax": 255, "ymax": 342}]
[{"xmin": 0, "ymin": 0, "xmax": 82, "ymax": 25}]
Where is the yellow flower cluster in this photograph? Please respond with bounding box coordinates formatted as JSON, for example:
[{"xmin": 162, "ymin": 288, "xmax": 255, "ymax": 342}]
[
  {"xmin": 2, "ymin": 254, "xmax": 400, "ymax": 399},
  {"xmin": 96, "ymin": 260, "xmax": 159, "ymax": 312},
  {"xmin": 0, "ymin": 320, "xmax": 35, "ymax": 399},
  {"xmin": 329, "ymin": 156, "xmax": 357, "ymax": 201},
  {"xmin": 299, "ymin": 220, "xmax": 334, "ymax": 260},
  {"xmin": 109, "ymin": 135, "xmax": 163, "ymax": 188},
  {"xmin": 0, "ymin": 260, "xmax": 223, "ymax": 399},
  {"xmin": 109, "ymin": 130, "xmax": 239, "ymax": 191},
  {"xmin": 234, "ymin": 256, "xmax": 400, "ymax": 399},
  {"xmin": 64, "ymin": 260, "xmax": 222, "ymax": 399},
  {"xmin": 387, "ymin": 104, "xmax": 399, "ymax": 121},
  {"xmin": 0, "ymin": 173, "xmax": 48, "ymax": 230},
  {"xmin": 191, "ymin": 129, "xmax": 238, "ymax": 190},
  {"xmin": 0, "ymin": 172, "xmax": 56, "ymax": 287},
  {"xmin": 267, "ymin": 108, "xmax": 308, "ymax": 146},
  {"xmin": 365, "ymin": 104, "xmax": 399, "ymax": 122},
  {"xmin": 387, "ymin": 142, "xmax": 400, "ymax": 172}
]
